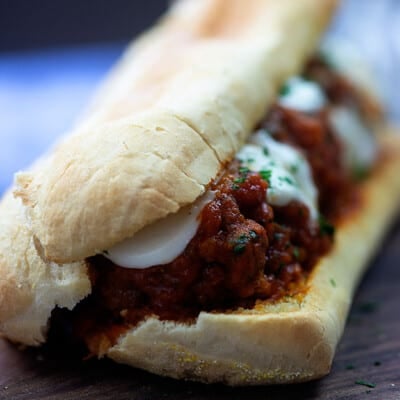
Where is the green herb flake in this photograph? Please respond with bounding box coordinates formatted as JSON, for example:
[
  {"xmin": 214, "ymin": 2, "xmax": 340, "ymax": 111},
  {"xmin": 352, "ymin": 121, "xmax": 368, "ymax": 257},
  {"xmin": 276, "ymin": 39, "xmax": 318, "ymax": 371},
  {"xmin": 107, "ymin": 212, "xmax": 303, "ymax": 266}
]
[
  {"xmin": 263, "ymin": 147, "xmax": 269, "ymax": 156},
  {"xmin": 293, "ymin": 247, "xmax": 300, "ymax": 260},
  {"xmin": 232, "ymin": 234, "xmax": 250, "ymax": 255},
  {"xmin": 279, "ymin": 82, "xmax": 290, "ymax": 97},
  {"xmin": 352, "ymin": 165, "xmax": 369, "ymax": 182},
  {"xmin": 355, "ymin": 380, "xmax": 376, "ymax": 389},
  {"xmin": 234, "ymin": 176, "xmax": 246, "ymax": 184},
  {"xmin": 259, "ymin": 169, "xmax": 272, "ymax": 184},
  {"xmin": 290, "ymin": 164, "xmax": 299, "ymax": 174},
  {"xmin": 346, "ymin": 364, "xmax": 355, "ymax": 370},
  {"xmin": 231, "ymin": 183, "xmax": 240, "ymax": 190},
  {"xmin": 330, "ymin": 278, "xmax": 337, "ymax": 288},
  {"xmin": 279, "ymin": 176, "xmax": 295, "ymax": 185},
  {"xmin": 232, "ymin": 232, "xmax": 259, "ymax": 255},
  {"xmin": 239, "ymin": 166, "xmax": 250, "ymax": 174},
  {"xmin": 318, "ymin": 215, "xmax": 335, "ymax": 236},
  {"xmin": 247, "ymin": 158, "xmax": 255, "ymax": 163}
]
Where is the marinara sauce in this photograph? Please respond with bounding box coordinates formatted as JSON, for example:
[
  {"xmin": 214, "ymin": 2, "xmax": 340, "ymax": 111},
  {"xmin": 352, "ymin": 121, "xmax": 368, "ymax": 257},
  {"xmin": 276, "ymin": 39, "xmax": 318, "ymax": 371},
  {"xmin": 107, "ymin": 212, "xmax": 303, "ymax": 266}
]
[{"xmin": 51, "ymin": 57, "xmax": 374, "ymax": 352}]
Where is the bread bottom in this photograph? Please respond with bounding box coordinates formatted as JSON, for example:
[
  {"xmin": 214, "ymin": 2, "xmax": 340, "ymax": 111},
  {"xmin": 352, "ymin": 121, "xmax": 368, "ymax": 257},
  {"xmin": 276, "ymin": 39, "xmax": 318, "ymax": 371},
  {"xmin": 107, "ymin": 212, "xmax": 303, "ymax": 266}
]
[{"xmin": 106, "ymin": 132, "xmax": 400, "ymax": 385}]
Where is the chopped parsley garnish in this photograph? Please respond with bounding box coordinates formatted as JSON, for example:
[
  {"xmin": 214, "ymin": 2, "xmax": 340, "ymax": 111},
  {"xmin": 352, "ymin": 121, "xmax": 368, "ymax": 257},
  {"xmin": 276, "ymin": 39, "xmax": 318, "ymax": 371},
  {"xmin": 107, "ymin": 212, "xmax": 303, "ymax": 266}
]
[
  {"xmin": 263, "ymin": 147, "xmax": 269, "ymax": 156},
  {"xmin": 290, "ymin": 163, "xmax": 299, "ymax": 174},
  {"xmin": 259, "ymin": 169, "xmax": 272, "ymax": 184},
  {"xmin": 346, "ymin": 364, "xmax": 355, "ymax": 370},
  {"xmin": 352, "ymin": 165, "xmax": 369, "ymax": 181},
  {"xmin": 234, "ymin": 176, "xmax": 246, "ymax": 184},
  {"xmin": 318, "ymin": 215, "xmax": 335, "ymax": 236},
  {"xmin": 232, "ymin": 166, "xmax": 250, "ymax": 189},
  {"xmin": 232, "ymin": 231, "xmax": 258, "ymax": 255},
  {"xmin": 279, "ymin": 176, "xmax": 295, "ymax": 185},
  {"xmin": 355, "ymin": 380, "xmax": 376, "ymax": 389},
  {"xmin": 330, "ymin": 278, "xmax": 337, "ymax": 288},
  {"xmin": 293, "ymin": 247, "xmax": 300, "ymax": 260},
  {"xmin": 279, "ymin": 82, "xmax": 291, "ymax": 96}
]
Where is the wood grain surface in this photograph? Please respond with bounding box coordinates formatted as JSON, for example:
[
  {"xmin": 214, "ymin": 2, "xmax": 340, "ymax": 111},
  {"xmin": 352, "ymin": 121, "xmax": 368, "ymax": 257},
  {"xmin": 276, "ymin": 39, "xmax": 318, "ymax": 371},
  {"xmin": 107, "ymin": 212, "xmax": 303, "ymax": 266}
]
[{"xmin": 0, "ymin": 217, "xmax": 399, "ymax": 400}]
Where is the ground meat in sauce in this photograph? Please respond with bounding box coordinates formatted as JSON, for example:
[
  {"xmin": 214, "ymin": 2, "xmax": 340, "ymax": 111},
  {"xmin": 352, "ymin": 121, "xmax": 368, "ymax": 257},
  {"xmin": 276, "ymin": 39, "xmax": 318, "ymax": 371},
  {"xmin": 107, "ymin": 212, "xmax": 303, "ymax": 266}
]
[
  {"xmin": 260, "ymin": 105, "xmax": 358, "ymax": 220},
  {"xmin": 72, "ymin": 168, "xmax": 332, "ymax": 350},
  {"xmin": 52, "ymin": 58, "xmax": 374, "ymax": 352}
]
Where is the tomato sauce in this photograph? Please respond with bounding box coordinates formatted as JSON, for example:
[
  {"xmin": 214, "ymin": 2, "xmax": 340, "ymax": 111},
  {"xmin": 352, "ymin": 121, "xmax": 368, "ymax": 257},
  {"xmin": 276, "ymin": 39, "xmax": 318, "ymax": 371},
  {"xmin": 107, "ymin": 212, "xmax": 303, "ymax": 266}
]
[{"xmin": 52, "ymin": 58, "xmax": 374, "ymax": 352}]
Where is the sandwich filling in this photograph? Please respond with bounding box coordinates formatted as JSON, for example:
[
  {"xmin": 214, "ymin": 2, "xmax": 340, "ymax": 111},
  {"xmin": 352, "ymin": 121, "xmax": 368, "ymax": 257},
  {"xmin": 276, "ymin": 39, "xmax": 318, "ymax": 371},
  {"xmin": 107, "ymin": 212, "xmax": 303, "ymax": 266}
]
[{"xmin": 49, "ymin": 52, "xmax": 382, "ymax": 354}]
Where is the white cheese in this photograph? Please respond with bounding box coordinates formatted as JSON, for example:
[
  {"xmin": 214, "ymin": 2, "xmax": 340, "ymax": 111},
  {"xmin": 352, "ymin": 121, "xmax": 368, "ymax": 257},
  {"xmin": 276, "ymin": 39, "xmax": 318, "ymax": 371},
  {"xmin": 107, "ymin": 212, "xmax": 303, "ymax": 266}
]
[
  {"xmin": 105, "ymin": 130, "xmax": 319, "ymax": 270},
  {"xmin": 97, "ymin": 55, "xmax": 379, "ymax": 271},
  {"xmin": 104, "ymin": 191, "xmax": 214, "ymax": 269},
  {"xmin": 237, "ymin": 130, "xmax": 318, "ymax": 219},
  {"xmin": 329, "ymin": 106, "xmax": 377, "ymax": 170},
  {"xmin": 278, "ymin": 77, "xmax": 326, "ymax": 113}
]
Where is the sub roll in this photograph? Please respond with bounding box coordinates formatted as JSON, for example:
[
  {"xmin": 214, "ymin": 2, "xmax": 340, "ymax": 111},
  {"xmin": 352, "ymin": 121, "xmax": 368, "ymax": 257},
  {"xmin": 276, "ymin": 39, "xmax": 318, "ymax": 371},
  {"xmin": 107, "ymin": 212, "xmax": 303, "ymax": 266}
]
[{"xmin": 1, "ymin": 0, "xmax": 400, "ymax": 385}]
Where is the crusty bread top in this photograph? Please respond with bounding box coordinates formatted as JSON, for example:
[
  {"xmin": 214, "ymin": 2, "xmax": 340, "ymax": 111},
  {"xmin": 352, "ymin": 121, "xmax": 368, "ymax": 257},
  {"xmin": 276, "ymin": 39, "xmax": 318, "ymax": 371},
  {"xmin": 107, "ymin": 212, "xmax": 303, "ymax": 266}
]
[{"xmin": 15, "ymin": 0, "xmax": 337, "ymax": 263}]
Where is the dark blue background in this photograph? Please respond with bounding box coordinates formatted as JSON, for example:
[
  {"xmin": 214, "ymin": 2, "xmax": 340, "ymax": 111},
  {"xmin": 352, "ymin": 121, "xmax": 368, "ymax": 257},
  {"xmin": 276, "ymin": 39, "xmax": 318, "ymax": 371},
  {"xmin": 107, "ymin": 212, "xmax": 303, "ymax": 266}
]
[{"xmin": 0, "ymin": 0, "xmax": 167, "ymax": 51}]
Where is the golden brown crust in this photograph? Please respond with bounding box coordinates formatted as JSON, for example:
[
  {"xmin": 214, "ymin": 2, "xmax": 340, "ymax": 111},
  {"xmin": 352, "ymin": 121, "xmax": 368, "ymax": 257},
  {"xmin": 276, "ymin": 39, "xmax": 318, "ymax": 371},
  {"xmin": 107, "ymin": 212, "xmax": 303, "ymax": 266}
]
[
  {"xmin": 15, "ymin": 0, "xmax": 337, "ymax": 263},
  {"xmin": 106, "ymin": 133, "xmax": 400, "ymax": 385}
]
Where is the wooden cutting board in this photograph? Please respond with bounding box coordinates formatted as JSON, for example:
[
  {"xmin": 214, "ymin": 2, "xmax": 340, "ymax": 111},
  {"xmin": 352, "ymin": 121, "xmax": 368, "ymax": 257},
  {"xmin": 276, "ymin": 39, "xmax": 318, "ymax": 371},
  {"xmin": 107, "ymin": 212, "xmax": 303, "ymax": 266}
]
[{"xmin": 0, "ymin": 218, "xmax": 399, "ymax": 400}]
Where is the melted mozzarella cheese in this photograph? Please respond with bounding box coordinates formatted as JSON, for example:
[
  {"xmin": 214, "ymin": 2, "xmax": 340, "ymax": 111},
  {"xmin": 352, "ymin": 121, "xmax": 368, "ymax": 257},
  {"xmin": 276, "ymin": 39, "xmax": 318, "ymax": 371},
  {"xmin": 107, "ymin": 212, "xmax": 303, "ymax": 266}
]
[
  {"xmin": 100, "ymin": 64, "xmax": 378, "ymax": 270},
  {"xmin": 278, "ymin": 77, "xmax": 326, "ymax": 113},
  {"xmin": 104, "ymin": 192, "xmax": 214, "ymax": 269},
  {"xmin": 237, "ymin": 130, "xmax": 318, "ymax": 219},
  {"xmin": 106, "ymin": 129, "xmax": 319, "ymax": 270},
  {"xmin": 329, "ymin": 106, "xmax": 377, "ymax": 170}
]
